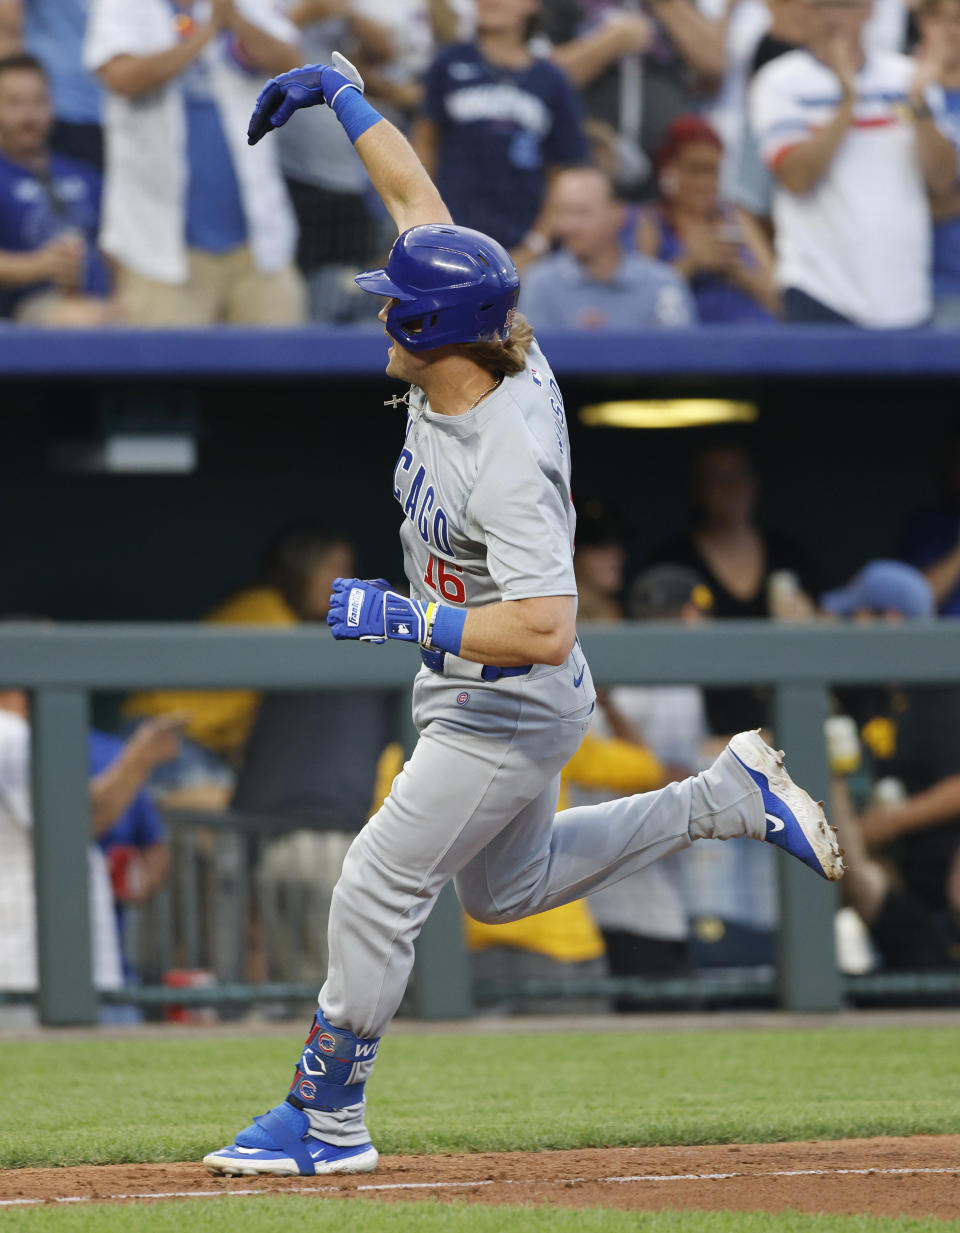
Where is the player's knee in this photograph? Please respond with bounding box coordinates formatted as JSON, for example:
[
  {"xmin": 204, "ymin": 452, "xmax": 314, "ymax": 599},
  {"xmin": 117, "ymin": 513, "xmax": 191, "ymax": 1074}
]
[{"xmin": 456, "ymin": 879, "xmax": 525, "ymax": 925}]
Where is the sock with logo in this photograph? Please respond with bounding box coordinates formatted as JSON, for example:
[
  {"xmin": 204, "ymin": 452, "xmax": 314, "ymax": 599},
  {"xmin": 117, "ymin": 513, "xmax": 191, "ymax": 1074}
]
[{"xmin": 285, "ymin": 1009, "xmax": 381, "ymax": 1146}]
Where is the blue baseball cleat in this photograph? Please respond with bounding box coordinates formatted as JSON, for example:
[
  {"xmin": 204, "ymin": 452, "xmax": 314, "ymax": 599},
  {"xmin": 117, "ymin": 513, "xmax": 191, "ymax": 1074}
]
[
  {"xmin": 203, "ymin": 1100, "xmax": 378, "ymax": 1177},
  {"xmin": 729, "ymin": 730, "xmax": 845, "ymax": 881}
]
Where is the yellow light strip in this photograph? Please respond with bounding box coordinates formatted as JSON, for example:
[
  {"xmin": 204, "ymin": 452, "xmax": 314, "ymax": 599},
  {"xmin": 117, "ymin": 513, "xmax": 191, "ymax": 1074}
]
[{"xmin": 579, "ymin": 400, "xmax": 758, "ymax": 429}]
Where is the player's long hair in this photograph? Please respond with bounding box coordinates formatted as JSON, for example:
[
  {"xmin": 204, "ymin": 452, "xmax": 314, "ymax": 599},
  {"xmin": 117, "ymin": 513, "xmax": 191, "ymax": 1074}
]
[{"xmin": 465, "ymin": 312, "xmax": 535, "ymax": 378}]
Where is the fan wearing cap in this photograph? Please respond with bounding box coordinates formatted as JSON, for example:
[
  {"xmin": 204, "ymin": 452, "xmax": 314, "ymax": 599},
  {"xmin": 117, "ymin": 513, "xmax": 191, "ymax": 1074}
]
[
  {"xmin": 821, "ymin": 560, "xmax": 936, "ymax": 751},
  {"xmin": 821, "ymin": 560, "xmax": 960, "ymax": 975},
  {"xmin": 821, "ymin": 559, "xmax": 937, "ymax": 622},
  {"xmin": 822, "ymin": 561, "xmax": 960, "ymax": 918},
  {"xmin": 637, "ymin": 114, "xmax": 779, "ymax": 324}
]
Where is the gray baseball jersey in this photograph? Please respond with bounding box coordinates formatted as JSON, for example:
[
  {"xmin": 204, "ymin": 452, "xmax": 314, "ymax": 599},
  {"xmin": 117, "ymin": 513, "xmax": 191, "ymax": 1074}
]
[{"xmin": 393, "ymin": 339, "xmax": 578, "ymax": 616}]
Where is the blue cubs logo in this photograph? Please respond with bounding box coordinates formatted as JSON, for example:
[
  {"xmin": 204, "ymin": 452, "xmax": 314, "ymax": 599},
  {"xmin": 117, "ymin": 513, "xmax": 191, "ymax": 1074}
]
[
  {"xmin": 457, "ymin": 691, "xmax": 470, "ymax": 707},
  {"xmin": 317, "ymin": 1032, "xmax": 336, "ymax": 1053},
  {"xmin": 297, "ymin": 1079, "xmax": 317, "ymax": 1101}
]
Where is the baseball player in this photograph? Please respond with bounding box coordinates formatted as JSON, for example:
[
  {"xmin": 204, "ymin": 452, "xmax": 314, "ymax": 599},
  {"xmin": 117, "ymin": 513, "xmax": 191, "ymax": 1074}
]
[{"xmin": 204, "ymin": 54, "xmax": 845, "ymax": 1179}]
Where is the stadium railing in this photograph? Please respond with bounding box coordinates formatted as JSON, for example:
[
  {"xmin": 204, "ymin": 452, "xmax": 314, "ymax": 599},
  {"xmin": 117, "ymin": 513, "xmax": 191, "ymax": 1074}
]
[
  {"xmin": 4, "ymin": 620, "xmax": 960, "ymax": 1026},
  {"xmin": 3, "ymin": 325, "xmax": 960, "ymax": 377}
]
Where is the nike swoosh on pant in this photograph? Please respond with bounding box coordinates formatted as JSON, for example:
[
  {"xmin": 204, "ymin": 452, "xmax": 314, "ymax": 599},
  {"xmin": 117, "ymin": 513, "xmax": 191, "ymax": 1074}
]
[{"xmin": 573, "ymin": 667, "xmax": 585, "ymax": 688}]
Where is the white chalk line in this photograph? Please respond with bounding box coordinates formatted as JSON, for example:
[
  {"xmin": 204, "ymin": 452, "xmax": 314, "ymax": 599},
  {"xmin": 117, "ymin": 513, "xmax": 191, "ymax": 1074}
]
[{"xmin": 2, "ymin": 1165, "xmax": 959, "ymax": 1208}]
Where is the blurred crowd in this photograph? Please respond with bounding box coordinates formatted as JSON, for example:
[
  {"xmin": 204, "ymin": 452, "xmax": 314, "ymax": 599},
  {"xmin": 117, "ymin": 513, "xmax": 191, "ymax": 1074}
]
[
  {"xmin": 6, "ymin": 431, "xmax": 960, "ymax": 1016},
  {"xmin": 0, "ymin": 0, "xmax": 959, "ymax": 329}
]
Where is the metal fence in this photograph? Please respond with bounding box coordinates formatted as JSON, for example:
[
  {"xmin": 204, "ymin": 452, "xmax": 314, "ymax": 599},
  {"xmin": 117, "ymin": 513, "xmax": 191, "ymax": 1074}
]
[{"xmin": 6, "ymin": 619, "xmax": 960, "ymax": 1026}]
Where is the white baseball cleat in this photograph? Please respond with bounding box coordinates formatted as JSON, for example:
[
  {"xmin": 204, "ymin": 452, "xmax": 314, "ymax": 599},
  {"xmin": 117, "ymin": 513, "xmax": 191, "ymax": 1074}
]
[{"xmin": 728, "ymin": 730, "xmax": 845, "ymax": 881}]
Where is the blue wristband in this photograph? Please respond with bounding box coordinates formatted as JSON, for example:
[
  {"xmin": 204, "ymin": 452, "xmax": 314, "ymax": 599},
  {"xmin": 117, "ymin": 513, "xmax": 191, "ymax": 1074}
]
[
  {"xmin": 331, "ymin": 86, "xmax": 382, "ymax": 145},
  {"xmin": 430, "ymin": 606, "xmax": 467, "ymax": 656}
]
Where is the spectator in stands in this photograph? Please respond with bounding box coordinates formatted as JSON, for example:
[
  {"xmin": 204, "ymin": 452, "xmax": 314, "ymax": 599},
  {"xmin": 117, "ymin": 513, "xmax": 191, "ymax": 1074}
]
[
  {"xmin": 542, "ymin": 1, "xmax": 726, "ymax": 183},
  {"xmin": 823, "ymin": 559, "xmax": 936, "ymax": 765},
  {"xmin": 918, "ymin": 0, "xmax": 960, "ymax": 325},
  {"xmin": 901, "ymin": 435, "xmax": 960, "ymax": 615},
  {"xmin": 85, "ymin": 0, "xmax": 306, "ymax": 327},
  {"xmin": 123, "ymin": 523, "xmax": 354, "ymax": 797},
  {"xmin": 91, "ymin": 726, "xmax": 174, "ymax": 1003},
  {"xmin": 653, "ymin": 441, "xmax": 819, "ymax": 622},
  {"xmin": 414, "ymin": 0, "xmax": 589, "ymax": 270},
  {"xmin": 519, "ymin": 165, "xmax": 695, "ymax": 329},
  {"xmin": 573, "ymin": 500, "xmax": 629, "ymax": 620},
  {"xmin": 0, "ymin": 54, "xmax": 116, "ymax": 326},
  {"xmin": 0, "ymin": 688, "xmax": 179, "ymax": 1012},
  {"xmin": 749, "ymin": 0, "xmax": 957, "ymax": 326},
  {"xmin": 732, "ymin": 0, "xmax": 913, "ymax": 281},
  {"xmin": 651, "ymin": 440, "xmax": 818, "ymax": 732},
  {"xmin": 823, "ymin": 564, "xmax": 960, "ymax": 967},
  {"xmin": 638, "ymin": 114, "xmax": 778, "ymax": 322},
  {"xmin": 0, "ymin": 0, "xmax": 103, "ymax": 169},
  {"xmin": 821, "ymin": 558, "xmax": 936, "ymax": 624},
  {"xmin": 831, "ymin": 776, "xmax": 960, "ymax": 972},
  {"xmin": 277, "ymin": 1, "xmax": 391, "ymax": 323}
]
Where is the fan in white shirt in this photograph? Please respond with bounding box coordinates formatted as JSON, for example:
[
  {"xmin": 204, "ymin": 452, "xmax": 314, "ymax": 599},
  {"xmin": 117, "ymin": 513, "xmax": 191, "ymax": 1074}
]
[{"xmin": 750, "ymin": 0, "xmax": 957, "ymax": 327}]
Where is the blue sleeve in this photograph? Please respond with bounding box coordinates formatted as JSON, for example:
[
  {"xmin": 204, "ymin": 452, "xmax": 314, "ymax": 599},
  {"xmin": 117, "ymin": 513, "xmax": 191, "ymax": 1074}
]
[{"xmin": 543, "ymin": 65, "xmax": 589, "ymax": 167}]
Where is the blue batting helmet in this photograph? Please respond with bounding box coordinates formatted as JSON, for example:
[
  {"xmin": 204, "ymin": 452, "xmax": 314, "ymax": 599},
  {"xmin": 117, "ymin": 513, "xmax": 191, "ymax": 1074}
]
[{"xmin": 354, "ymin": 224, "xmax": 520, "ymax": 352}]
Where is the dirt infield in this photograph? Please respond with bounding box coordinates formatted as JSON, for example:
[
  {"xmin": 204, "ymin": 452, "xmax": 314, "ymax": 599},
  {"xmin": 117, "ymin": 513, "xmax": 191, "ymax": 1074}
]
[{"xmin": 3, "ymin": 1137, "xmax": 960, "ymax": 1217}]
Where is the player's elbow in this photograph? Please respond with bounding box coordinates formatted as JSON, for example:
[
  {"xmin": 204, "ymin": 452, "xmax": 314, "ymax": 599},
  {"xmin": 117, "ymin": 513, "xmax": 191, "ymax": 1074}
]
[
  {"xmin": 540, "ymin": 622, "xmax": 577, "ymax": 666},
  {"xmin": 513, "ymin": 597, "xmax": 576, "ymax": 665},
  {"xmin": 98, "ymin": 58, "xmax": 150, "ymax": 98},
  {"xmin": 773, "ymin": 152, "xmax": 819, "ymax": 196}
]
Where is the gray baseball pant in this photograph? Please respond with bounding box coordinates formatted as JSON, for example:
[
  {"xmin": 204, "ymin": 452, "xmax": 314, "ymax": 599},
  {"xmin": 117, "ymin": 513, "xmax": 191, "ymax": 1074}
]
[{"xmin": 311, "ymin": 662, "xmax": 765, "ymax": 1143}]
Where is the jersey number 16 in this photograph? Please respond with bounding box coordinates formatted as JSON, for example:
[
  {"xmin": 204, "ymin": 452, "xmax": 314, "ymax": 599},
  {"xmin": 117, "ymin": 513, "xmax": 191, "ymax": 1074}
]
[{"xmin": 424, "ymin": 553, "xmax": 466, "ymax": 603}]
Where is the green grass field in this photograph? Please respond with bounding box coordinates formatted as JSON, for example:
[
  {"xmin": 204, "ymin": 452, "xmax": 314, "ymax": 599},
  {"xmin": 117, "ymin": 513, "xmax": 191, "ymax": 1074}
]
[
  {"xmin": 3, "ymin": 1024, "xmax": 959, "ymax": 1231},
  {"xmin": 5, "ymin": 1203, "xmax": 960, "ymax": 1233}
]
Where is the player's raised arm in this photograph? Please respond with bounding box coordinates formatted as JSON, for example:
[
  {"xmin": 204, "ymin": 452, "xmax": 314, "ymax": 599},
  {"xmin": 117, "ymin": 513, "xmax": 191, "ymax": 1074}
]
[{"xmin": 247, "ymin": 53, "xmax": 450, "ymax": 234}]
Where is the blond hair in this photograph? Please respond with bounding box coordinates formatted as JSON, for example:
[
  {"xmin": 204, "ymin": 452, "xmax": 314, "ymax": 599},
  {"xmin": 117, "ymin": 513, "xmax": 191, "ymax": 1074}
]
[{"xmin": 463, "ymin": 312, "xmax": 535, "ymax": 378}]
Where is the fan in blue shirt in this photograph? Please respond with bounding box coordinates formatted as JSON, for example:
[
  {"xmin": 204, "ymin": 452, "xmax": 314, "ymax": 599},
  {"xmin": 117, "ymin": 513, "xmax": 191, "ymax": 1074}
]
[
  {"xmin": 0, "ymin": 54, "xmax": 112, "ymax": 320},
  {"xmin": 415, "ymin": 1, "xmax": 588, "ymax": 254}
]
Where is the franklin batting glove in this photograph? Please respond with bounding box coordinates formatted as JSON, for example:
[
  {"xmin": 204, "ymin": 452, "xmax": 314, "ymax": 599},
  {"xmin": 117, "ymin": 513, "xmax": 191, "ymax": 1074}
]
[
  {"xmin": 247, "ymin": 52, "xmax": 364, "ymax": 145},
  {"xmin": 327, "ymin": 577, "xmax": 430, "ymax": 645}
]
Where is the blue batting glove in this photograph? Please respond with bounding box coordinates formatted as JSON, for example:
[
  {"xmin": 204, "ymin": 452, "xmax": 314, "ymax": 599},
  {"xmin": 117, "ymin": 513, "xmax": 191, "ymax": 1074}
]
[
  {"xmin": 327, "ymin": 577, "xmax": 430, "ymax": 644},
  {"xmin": 247, "ymin": 51, "xmax": 364, "ymax": 145}
]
